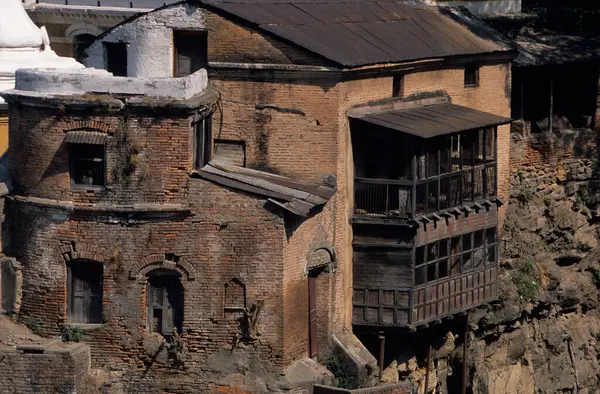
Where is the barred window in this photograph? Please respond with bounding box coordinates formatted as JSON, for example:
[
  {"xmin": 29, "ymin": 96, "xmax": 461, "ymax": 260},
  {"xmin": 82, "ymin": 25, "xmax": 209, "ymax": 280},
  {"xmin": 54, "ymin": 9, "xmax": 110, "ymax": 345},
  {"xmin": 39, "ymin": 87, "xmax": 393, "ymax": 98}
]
[{"xmin": 415, "ymin": 227, "xmax": 497, "ymax": 286}]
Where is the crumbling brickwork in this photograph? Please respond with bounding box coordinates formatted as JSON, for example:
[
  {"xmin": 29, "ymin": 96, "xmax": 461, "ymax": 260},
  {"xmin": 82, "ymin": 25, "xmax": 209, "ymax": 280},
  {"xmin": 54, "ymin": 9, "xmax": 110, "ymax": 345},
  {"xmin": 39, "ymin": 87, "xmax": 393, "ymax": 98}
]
[{"xmin": 0, "ymin": 342, "xmax": 91, "ymax": 394}]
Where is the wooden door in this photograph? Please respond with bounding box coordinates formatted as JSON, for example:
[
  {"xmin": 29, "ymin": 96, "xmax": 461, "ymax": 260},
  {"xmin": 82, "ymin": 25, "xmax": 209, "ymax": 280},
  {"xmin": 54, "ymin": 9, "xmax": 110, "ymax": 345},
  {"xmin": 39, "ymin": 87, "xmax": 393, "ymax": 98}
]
[{"xmin": 308, "ymin": 272, "xmax": 318, "ymax": 358}]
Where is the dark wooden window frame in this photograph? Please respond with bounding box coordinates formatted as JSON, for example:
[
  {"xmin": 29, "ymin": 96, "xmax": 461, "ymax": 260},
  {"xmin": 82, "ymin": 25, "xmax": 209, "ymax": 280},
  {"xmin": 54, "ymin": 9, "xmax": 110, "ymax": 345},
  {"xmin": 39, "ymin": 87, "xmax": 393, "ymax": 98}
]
[
  {"xmin": 415, "ymin": 227, "xmax": 497, "ymax": 286},
  {"xmin": 464, "ymin": 64, "xmax": 480, "ymax": 88},
  {"xmin": 67, "ymin": 260, "xmax": 103, "ymax": 324},
  {"xmin": 193, "ymin": 116, "xmax": 212, "ymax": 170},
  {"xmin": 69, "ymin": 143, "xmax": 107, "ymax": 189},
  {"xmin": 146, "ymin": 270, "xmax": 184, "ymax": 336}
]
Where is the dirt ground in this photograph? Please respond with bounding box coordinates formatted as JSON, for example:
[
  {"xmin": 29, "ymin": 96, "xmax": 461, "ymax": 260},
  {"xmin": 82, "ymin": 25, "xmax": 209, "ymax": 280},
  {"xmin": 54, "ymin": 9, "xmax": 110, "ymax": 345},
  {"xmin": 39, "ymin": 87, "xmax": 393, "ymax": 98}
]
[{"xmin": 0, "ymin": 314, "xmax": 47, "ymax": 347}]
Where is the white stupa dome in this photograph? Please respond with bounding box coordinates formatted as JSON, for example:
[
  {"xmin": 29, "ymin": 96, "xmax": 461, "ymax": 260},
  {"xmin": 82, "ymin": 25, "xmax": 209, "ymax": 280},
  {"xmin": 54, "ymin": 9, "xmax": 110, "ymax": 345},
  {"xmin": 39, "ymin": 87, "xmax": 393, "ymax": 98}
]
[{"xmin": 0, "ymin": 0, "xmax": 84, "ymax": 104}]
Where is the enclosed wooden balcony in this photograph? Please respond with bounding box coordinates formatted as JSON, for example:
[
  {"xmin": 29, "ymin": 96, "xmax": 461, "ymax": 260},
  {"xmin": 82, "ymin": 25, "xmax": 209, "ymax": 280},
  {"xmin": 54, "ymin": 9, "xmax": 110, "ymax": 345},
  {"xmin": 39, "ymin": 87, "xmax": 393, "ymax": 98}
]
[
  {"xmin": 350, "ymin": 101, "xmax": 510, "ymax": 222},
  {"xmin": 352, "ymin": 226, "xmax": 499, "ymax": 328}
]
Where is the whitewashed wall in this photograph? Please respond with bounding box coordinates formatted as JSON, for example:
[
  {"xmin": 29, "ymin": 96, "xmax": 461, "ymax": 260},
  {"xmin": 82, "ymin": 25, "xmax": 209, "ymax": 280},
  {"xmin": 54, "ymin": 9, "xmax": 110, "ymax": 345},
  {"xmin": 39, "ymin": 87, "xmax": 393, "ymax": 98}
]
[{"xmin": 85, "ymin": 3, "xmax": 206, "ymax": 78}]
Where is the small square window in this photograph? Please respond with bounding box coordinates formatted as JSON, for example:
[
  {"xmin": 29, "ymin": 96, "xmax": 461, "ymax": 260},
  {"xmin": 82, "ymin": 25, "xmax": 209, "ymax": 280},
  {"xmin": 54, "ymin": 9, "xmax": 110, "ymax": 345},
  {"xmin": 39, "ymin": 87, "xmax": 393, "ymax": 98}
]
[
  {"xmin": 70, "ymin": 143, "xmax": 106, "ymax": 187},
  {"xmin": 464, "ymin": 65, "xmax": 480, "ymax": 88}
]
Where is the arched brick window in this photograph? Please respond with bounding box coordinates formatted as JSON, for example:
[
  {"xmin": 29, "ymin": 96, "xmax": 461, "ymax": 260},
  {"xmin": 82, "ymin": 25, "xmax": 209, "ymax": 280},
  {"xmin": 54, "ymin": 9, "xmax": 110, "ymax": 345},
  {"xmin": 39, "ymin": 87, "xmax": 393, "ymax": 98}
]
[
  {"xmin": 146, "ymin": 269, "xmax": 183, "ymax": 335},
  {"xmin": 68, "ymin": 259, "xmax": 103, "ymax": 324}
]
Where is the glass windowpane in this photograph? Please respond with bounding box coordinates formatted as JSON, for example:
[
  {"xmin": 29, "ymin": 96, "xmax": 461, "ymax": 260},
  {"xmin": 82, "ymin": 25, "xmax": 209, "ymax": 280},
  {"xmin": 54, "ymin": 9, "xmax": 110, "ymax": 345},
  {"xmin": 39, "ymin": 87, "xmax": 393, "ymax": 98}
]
[
  {"xmin": 486, "ymin": 228, "xmax": 497, "ymax": 244},
  {"xmin": 415, "ymin": 266, "xmax": 426, "ymax": 285},
  {"xmin": 463, "ymin": 233, "xmax": 472, "ymax": 251},
  {"xmin": 439, "ymin": 239, "xmax": 449, "ymax": 257},
  {"xmin": 427, "ymin": 181, "xmax": 438, "ymax": 213},
  {"xmin": 474, "ymin": 230, "xmax": 483, "ymax": 249},
  {"xmin": 427, "ymin": 243, "xmax": 437, "ymax": 262},
  {"xmin": 416, "ymin": 246, "xmax": 425, "ymax": 266},
  {"xmin": 427, "ymin": 263, "xmax": 437, "ymax": 282},
  {"xmin": 439, "ymin": 259, "xmax": 449, "ymax": 279}
]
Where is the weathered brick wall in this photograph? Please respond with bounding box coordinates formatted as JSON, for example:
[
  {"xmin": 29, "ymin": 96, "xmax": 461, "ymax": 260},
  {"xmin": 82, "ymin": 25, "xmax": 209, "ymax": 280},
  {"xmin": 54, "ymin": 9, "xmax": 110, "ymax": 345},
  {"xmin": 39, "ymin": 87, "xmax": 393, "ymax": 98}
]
[
  {"xmin": 0, "ymin": 343, "xmax": 91, "ymax": 394},
  {"xmin": 7, "ymin": 105, "xmax": 196, "ymax": 205},
  {"xmin": 509, "ymin": 123, "xmax": 596, "ymax": 193}
]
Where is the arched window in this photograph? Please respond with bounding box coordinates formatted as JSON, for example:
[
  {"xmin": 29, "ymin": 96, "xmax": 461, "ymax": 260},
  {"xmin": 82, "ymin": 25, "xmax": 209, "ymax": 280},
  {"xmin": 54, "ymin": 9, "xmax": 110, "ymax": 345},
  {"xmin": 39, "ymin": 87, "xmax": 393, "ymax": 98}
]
[
  {"xmin": 146, "ymin": 269, "xmax": 183, "ymax": 335},
  {"xmin": 73, "ymin": 34, "xmax": 96, "ymax": 63},
  {"xmin": 68, "ymin": 260, "xmax": 103, "ymax": 324}
]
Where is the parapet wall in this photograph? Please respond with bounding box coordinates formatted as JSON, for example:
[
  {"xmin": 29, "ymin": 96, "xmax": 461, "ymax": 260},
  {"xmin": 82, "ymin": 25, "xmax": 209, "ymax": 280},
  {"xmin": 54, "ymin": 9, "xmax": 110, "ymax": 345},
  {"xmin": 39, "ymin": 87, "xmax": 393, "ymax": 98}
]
[{"xmin": 0, "ymin": 341, "xmax": 91, "ymax": 393}]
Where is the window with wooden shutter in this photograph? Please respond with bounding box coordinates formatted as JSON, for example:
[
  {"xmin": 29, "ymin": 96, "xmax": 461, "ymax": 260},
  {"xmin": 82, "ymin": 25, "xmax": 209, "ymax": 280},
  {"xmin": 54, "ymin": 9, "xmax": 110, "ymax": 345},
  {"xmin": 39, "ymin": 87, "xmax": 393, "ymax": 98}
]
[
  {"xmin": 193, "ymin": 116, "xmax": 212, "ymax": 170},
  {"xmin": 68, "ymin": 260, "xmax": 103, "ymax": 324},
  {"xmin": 173, "ymin": 30, "xmax": 208, "ymax": 77},
  {"xmin": 146, "ymin": 270, "xmax": 183, "ymax": 335}
]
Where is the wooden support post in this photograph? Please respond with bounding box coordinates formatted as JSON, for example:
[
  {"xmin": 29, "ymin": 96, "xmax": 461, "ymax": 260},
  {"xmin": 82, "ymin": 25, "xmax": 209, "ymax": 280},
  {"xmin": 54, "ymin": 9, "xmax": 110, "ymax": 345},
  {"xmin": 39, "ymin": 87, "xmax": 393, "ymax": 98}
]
[
  {"xmin": 462, "ymin": 314, "xmax": 469, "ymax": 394},
  {"xmin": 378, "ymin": 331, "xmax": 385, "ymax": 382},
  {"xmin": 424, "ymin": 344, "xmax": 432, "ymax": 394}
]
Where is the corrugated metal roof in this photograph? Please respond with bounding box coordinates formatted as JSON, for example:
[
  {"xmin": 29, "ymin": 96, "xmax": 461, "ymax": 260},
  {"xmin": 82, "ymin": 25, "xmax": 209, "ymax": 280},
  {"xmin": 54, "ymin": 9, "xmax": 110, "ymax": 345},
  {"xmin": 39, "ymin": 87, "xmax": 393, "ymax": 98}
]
[
  {"xmin": 202, "ymin": 0, "xmax": 513, "ymax": 67},
  {"xmin": 193, "ymin": 162, "xmax": 335, "ymax": 217},
  {"xmin": 349, "ymin": 103, "xmax": 511, "ymax": 138},
  {"xmin": 64, "ymin": 131, "xmax": 108, "ymax": 145}
]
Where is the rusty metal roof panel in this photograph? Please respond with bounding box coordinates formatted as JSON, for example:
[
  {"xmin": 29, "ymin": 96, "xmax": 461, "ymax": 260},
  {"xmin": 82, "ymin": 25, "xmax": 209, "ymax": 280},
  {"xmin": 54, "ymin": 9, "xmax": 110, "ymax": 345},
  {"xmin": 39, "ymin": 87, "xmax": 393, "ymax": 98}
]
[
  {"xmin": 349, "ymin": 103, "xmax": 511, "ymax": 138},
  {"xmin": 194, "ymin": 162, "xmax": 335, "ymax": 217},
  {"xmin": 202, "ymin": 0, "xmax": 513, "ymax": 67},
  {"xmin": 64, "ymin": 131, "xmax": 107, "ymax": 145}
]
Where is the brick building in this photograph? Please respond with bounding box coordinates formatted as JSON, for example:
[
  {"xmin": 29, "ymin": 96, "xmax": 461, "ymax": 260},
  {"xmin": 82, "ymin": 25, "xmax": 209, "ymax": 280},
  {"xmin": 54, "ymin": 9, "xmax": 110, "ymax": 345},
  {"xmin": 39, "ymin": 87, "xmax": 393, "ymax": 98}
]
[{"xmin": 2, "ymin": 0, "xmax": 515, "ymax": 392}]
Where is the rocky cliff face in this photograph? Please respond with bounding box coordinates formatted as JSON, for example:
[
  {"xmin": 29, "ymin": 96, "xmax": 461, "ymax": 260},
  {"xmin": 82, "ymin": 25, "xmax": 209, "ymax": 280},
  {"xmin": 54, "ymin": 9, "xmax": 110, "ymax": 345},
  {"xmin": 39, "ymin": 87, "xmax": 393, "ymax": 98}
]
[{"xmin": 378, "ymin": 129, "xmax": 600, "ymax": 393}]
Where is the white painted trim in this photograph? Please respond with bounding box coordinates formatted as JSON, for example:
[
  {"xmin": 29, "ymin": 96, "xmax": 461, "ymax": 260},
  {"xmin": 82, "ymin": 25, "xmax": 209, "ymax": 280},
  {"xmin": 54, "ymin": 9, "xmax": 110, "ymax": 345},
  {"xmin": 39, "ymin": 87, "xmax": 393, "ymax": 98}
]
[{"xmin": 65, "ymin": 22, "xmax": 103, "ymax": 39}]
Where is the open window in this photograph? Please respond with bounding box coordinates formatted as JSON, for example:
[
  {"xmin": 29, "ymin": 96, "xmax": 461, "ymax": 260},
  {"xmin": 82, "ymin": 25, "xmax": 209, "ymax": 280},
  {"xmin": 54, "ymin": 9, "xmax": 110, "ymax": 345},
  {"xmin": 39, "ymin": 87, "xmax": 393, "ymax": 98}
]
[
  {"xmin": 392, "ymin": 75, "xmax": 405, "ymax": 98},
  {"xmin": 104, "ymin": 42, "xmax": 128, "ymax": 77},
  {"xmin": 193, "ymin": 116, "xmax": 212, "ymax": 170},
  {"xmin": 73, "ymin": 34, "xmax": 96, "ymax": 63},
  {"xmin": 68, "ymin": 260, "xmax": 103, "ymax": 324},
  {"xmin": 464, "ymin": 64, "xmax": 480, "ymax": 88},
  {"xmin": 173, "ymin": 30, "xmax": 208, "ymax": 77},
  {"xmin": 66, "ymin": 133, "xmax": 106, "ymax": 188},
  {"xmin": 146, "ymin": 270, "xmax": 183, "ymax": 336}
]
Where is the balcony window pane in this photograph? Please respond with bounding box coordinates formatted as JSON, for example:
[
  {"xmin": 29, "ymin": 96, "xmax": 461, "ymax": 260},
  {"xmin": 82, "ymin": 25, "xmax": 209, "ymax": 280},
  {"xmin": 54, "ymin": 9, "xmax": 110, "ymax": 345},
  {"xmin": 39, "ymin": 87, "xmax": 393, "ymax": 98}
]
[
  {"xmin": 462, "ymin": 252, "xmax": 473, "ymax": 271},
  {"xmin": 485, "ymin": 166, "xmax": 496, "ymax": 197},
  {"xmin": 451, "ymin": 236, "xmax": 461, "ymax": 254},
  {"xmin": 427, "ymin": 151, "xmax": 439, "ymax": 177},
  {"xmin": 461, "ymin": 132, "xmax": 475, "ymax": 169},
  {"xmin": 416, "ymin": 246, "xmax": 425, "ymax": 266},
  {"xmin": 462, "ymin": 171, "xmax": 474, "ymax": 202},
  {"xmin": 440, "ymin": 139, "xmax": 451, "ymax": 174},
  {"xmin": 427, "ymin": 263, "xmax": 437, "ymax": 282},
  {"xmin": 451, "ymin": 134, "xmax": 461, "ymax": 172},
  {"xmin": 439, "ymin": 178, "xmax": 450, "ymax": 210},
  {"xmin": 427, "ymin": 243, "xmax": 437, "ymax": 262},
  {"xmin": 463, "ymin": 233, "xmax": 472, "ymax": 251},
  {"xmin": 451, "ymin": 255, "xmax": 461, "ymax": 275},
  {"xmin": 487, "ymin": 246, "xmax": 496, "ymax": 265},
  {"xmin": 415, "ymin": 266, "xmax": 426, "ymax": 285},
  {"xmin": 474, "ymin": 230, "xmax": 483, "ymax": 249},
  {"xmin": 473, "ymin": 248, "xmax": 485, "ymax": 268},
  {"xmin": 416, "ymin": 183, "xmax": 426, "ymax": 216},
  {"xmin": 450, "ymin": 175, "xmax": 461, "ymax": 207},
  {"xmin": 427, "ymin": 181, "xmax": 438, "ymax": 213},
  {"xmin": 474, "ymin": 129, "xmax": 485, "ymax": 166},
  {"xmin": 439, "ymin": 239, "xmax": 449, "ymax": 257},
  {"xmin": 474, "ymin": 168, "xmax": 484, "ymax": 200},
  {"xmin": 486, "ymin": 228, "xmax": 497, "ymax": 244},
  {"xmin": 485, "ymin": 128, "xmax": 495, "ymax": 161},
  {"xmin": 439, "ymin": 259, "xmax": 449, "ymax": 279},
  {"xmin": 417, "ymin": 154, "xmax": 426, "ymax": 180}
]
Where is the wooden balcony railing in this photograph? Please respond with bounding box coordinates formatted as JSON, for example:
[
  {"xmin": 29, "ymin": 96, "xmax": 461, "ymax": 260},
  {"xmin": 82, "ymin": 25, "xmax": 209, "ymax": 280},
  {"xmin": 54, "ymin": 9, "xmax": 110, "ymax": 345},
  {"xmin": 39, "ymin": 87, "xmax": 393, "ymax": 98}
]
[{"xmin": 354, "ymin": 178, "xmax": 412, "ymax": 218}]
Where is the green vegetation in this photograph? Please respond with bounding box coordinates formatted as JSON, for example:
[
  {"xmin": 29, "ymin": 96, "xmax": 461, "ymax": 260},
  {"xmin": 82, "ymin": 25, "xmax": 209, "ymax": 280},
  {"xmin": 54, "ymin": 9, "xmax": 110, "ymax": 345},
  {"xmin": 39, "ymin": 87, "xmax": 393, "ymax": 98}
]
[
  {"xmin": 512, "ymin": 259, "xmax": 539, "ymax": 302},
  {"xmin": 323, "ymin": 354, "xmax": 357, "ymax": 390},
  {"xmin": 61, "ymin": 326, "xmax": 85, "ymax": 342}
]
